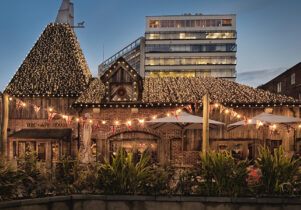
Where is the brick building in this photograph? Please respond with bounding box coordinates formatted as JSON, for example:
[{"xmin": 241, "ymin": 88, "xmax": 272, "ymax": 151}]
[
  {"xmin": 258, "ymin": 62, "xmax": 301, "ymax": 100},
  {"xmin": 2, "ymin": 23, "xmax": 301, "ymax": 167}
]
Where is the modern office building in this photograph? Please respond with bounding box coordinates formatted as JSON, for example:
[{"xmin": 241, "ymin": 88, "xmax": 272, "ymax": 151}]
[
  {"xmin": 98, "ymin": 37, "xmax": 146, "ymax": 77},
  {"xmin": 99, "ymin": 13, "xmax": 237, "ymax": 80}
]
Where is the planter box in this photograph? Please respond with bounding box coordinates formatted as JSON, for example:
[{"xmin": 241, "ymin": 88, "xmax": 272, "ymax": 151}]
[{"xmin": 0, "ymin": 195, "xmax": 301, "ymax": 210}]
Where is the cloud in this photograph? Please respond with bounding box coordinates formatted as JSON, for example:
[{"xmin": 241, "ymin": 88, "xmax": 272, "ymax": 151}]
[{"xmin": 236, "ymin": 67, "xmax": 286, "ymax": 87}]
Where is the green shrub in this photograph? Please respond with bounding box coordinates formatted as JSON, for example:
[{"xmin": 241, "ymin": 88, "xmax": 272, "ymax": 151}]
[
  {"xmin": 17, "ymin": 151, "xmax": 51, "ymax": 198},
  {"xmin": 255, "ymin": 146, "xmax": 300, "ymax": 196},
  {"xmin": 96, "ymin": 149, "xmax": 166, "ymax": 194},
  {"xmin": 174, "ymin": 168, "xmax": 199, "ymax": 195},
  {"xmin": 0, "ymin": 159, "xmax": 20, "ymax": 200},
  {"xmin": 198, "ymin": 150, "xmax": 250, "ymax": 197}
]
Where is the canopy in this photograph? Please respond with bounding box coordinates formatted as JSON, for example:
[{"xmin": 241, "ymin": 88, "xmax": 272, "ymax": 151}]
[
  {"xmin": 228, "ymin": 112, "xmax": 301, "ymax": 128},
  {"xmin": 146, "ymin": 112, "xmax": 224, "ymax": 130}
]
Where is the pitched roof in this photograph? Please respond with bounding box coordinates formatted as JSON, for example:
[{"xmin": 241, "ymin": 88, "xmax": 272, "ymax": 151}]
[
  {"xmin": 5, "ymin": 23, "xmax": 91, "ymax": 96},
  {"xmin": 74, "ymin": 77, "xmax": 300, "ymax": 106}
]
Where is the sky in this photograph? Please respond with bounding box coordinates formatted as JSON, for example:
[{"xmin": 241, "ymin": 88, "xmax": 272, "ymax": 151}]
[{"xmin": 0, "ymin": 0, "xmax": 300, "ymax": 91}]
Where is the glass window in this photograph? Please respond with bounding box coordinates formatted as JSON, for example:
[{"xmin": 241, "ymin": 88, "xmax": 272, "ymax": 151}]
[
  {"xmin": 216, "ymin": 19, "xmax": 222, "ymax": 26},
  {"xmin": 206, "ymin": 20, "xmax": 211, "ymax": 27},
  {"xmin": 149, "ymin": 20, "xmax": 159, "ymax": 28},
  {"xmin": 201, "ymin": 20, "xmax": 206, "ymax": 27},
  {"xmin": 168, "ymin": 20, "xmax": 175, "ymax": 27},
  {"xmin": 222, "ymin": 19, "xmax": 232, "ymax": 26},
  {"xmin": 145, "ymin": 56, "xmax": 236, "ymax": 66},
  {"xmin": 277, "ymin": 82, "xmax": 282, "ymax": 93},
  {"xmin": 210, "ymin": 19, "xmax": 216, "ymax": 27},
  {"xmin": 195, "ymin": 20, "xmax": 201, "ymax": 27},
  {"xmin": 291, "ymin": 73, "xmax": 295, "ymax": 85},
  {"xmin": 160, "ymin": 20, "xmax": 168, "ymax": 28},
  {"xmin": 175, "ymin": 20, "xmax": 185, "ymax": 28},
  {"xmin": 191, "ymin": 20, "xmax": 196, "ymax": 27},
  {"xmin": 185, "ymin": 20, "xmax": 191, "ymax": 27}
]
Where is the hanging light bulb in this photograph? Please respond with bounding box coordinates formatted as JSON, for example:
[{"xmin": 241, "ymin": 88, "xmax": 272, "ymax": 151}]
[
  {"xmin": 248, "ymin": 119, "xmax": 252, "ymax": 124},
  {"xmin": 102, "ymin": 120, "xmax": 106, "ymax": 125},
  {"xmin": 114, "ymin": 121, "xmax": 120, "ymax": 126},
  {"xmin": 258, "ymin": 121, "xmax": 263, "ymax": 126},
  {"xmin": 89, "ymin": 120, "xmax": 93, "ymax": 124},
  {"xmin": 76, "ymin": 118, "xmax": 80, "ymax": 122},
  {"xmin": 299, "ymin": 124, "xmax": 301, "ymax": 128},
  {"xmin": 9, "ymin": 97, "xmax": 13, "ymax": 101},
  {"xmin": 49, "ymin": 107, "xmax": 53, "ymax": 112},
  {"xmin": 225, "ymin": 109, "xmax": 229, "ymax": 114},
  {"xmin": 214, "ymin": 103, "xmax": 219, "ymax": 108},
  {"xmin": 272, "ymin": 124, "xmax": 277, "ymax": 129},
  {"xmin": 139, "ymin": 119, "xmax": 144, "ymax": 124},
  {"xmin": 127, "ymin": 121, "xmax": 132, "ymax": 126},
  {"xmin": 166, "ymin": 113, "xmax": 170, "ymax": 117},
  {"xmin": 22, "ymin": 103, "xmax": 26, "ymax": 107},
  {"xmin": 152, "ymin": 115, "xmax": 157, "ymax": 120}
]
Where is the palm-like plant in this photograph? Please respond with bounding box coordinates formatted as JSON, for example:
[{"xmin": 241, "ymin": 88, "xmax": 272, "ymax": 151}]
[
  {"xmin": 96, "ymin": 149, "xmax": 153, "ymax": 194},
  {"xmin": 255, "ymin": 146, "xmax": 300, "ymax": 195},
  {"xmin": 199, "ymin": 150, "xmax": 249, "ymax": 196}
]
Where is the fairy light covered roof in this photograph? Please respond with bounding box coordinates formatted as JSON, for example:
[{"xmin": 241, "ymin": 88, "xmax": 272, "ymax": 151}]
[
  {"xmin": 5, "ymin": 23, "xmax": 91, "ymax": 97},
  {"xmin": 74, "ymin": 76, "xmax": 300, "ymax": 106}
]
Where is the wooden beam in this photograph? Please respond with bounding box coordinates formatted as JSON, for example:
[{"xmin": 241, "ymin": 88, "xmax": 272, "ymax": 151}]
[
  {"xmin": 202, "ymin": 94, "xmax": 210, "ymax": 153},
  {"xmin": 1, "ymin": 94, "xmax": 9, "ymax": 160}
]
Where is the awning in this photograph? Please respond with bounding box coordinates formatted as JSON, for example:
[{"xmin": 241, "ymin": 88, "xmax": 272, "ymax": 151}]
[{"xmin": 8, "ymin": 129, "xmax": 72, "ymax": 140}]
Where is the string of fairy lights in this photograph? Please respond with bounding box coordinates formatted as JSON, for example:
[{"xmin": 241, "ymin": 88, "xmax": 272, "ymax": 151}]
[{"xmin": 5, "ymin": 94, "xmax": 301, "ymax": 134}]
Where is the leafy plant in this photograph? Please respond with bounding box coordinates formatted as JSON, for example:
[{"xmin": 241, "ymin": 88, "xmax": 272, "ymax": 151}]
[
  {"xmin": 174, "ymin": 168, "xmax": 199, "ymax": 195},
  {"xmin": 17, "ymin": 151, "xmax": 51, "ymax": 198},
  {"xmin": 198, "ymin": 150, "xmax": 250, "ymax": 197},
  {"xmin": 255, "ymin": 146, "xmax": 300, "ymax": 196},
  {"xmin": 96, "ymin": 149, "xmax": 156, "ymax": 194},
  {"xmin": 0, "ymin": 159, "xmax": 20, "ymax": 200}
]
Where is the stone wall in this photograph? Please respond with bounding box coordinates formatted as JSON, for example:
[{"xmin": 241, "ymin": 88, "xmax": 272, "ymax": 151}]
[{"xmin": 0, "ymin": 195, "xmax": 300, "ymax": 210}]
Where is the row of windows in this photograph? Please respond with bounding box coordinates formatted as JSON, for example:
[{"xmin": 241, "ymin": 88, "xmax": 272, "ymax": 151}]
[
  {"xmin": 145, "ymin": 57, "xmax": 237, "ymax": 66},
  {"xmin": 146, "ymin": 69, "xmax": 235, "ymax": 78},
  {"xmin": 146, "ymin": 44, "xmax": 237, "ymax": 53},
  {"xmin": 149, "ymin": 19, "xmax": 232, "ymax": 28},
  {"xmin": 146, "ymin": 32, "xmax": 236, "ymax": 40}
]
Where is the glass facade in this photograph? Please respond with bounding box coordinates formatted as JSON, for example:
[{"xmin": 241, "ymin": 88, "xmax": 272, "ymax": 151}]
[
  {"xmin": 145, "ymin": 57, "xmax": 236, "ymax": 66},
  {"xmin": 149, "ymin": 19, "xmax": 232, "ymax": 28},
  {"xmin": 146, "ymin": 32, "xmax": 236, "ymax": 40},
  {"xmin": 99, "ymin": 37, "xmax": 142, "ymax": 76},
  {"xmin": 146, "ymin": 69, "xmax": 234, "ymax": 78},
  {"xmin": 146, "ymin": 44, "xmax": 236, "ymax": 53}
]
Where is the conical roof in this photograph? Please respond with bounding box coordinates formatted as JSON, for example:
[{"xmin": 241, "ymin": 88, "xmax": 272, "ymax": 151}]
[{"xmin": 5, "ymin": 23, "xmax": 91, "ymax": 97}]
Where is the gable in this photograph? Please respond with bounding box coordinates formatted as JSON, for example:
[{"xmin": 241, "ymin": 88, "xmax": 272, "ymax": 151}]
[{"xmin": 100, "ymin": 57, "xmax": 143, "ymax": 103}]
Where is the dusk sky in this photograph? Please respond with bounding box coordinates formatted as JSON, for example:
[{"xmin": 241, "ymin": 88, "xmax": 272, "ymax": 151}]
[{"xmin": 0, "ymin": 0, "xmax": 300, "ymax": 91}]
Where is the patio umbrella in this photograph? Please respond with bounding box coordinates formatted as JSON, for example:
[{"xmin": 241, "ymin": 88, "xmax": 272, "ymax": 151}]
[
  {"xmin": 146, "ymin": 111, "xmax": 224, "ymax": 165},
  {"xmin": 228, "ymin": 113, "xmax": 301, "ymax": 128},
  {"xmin": 146, "ymin": 111, "xmax": 224, "ymax": 130},
  {"xmin": 228, "ymin": 112, "xmax": 301, "ymax": 149}
]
